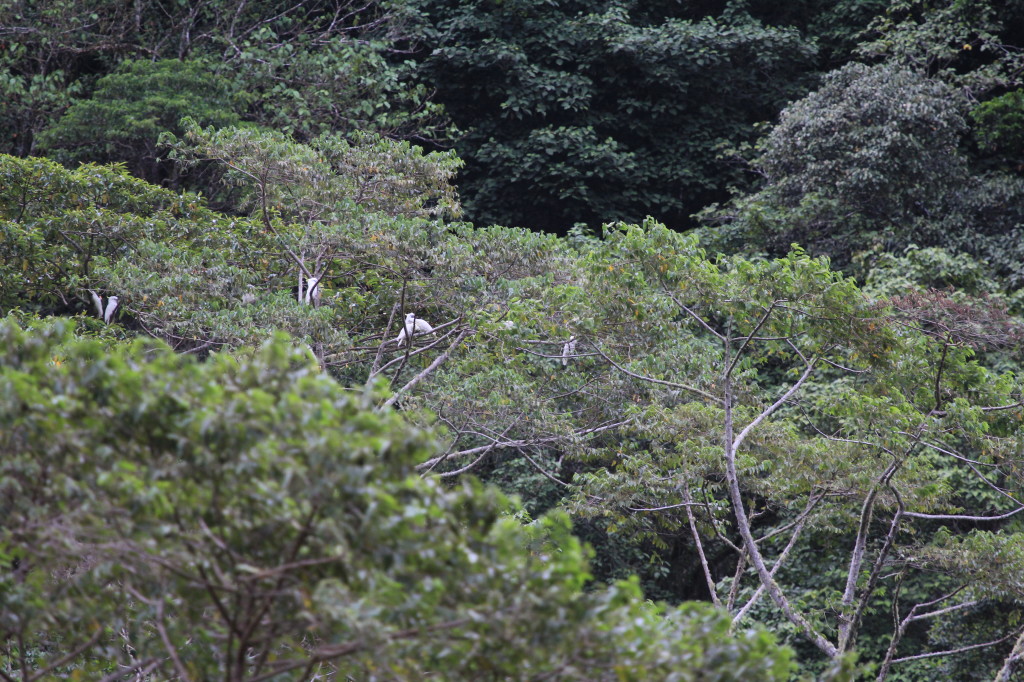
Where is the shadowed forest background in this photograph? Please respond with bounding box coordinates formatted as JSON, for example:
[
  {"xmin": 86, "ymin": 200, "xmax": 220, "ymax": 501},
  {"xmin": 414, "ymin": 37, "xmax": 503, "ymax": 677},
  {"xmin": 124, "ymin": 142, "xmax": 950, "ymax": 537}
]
[{"xmin": 3, "ymin": 0, "xmax": 1024, "ymax": 679}]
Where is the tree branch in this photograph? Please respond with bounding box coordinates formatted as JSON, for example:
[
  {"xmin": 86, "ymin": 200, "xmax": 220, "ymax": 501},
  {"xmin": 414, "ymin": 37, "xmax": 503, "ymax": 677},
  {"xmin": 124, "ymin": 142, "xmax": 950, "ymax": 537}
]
[
  {"xmin": 379, "ymin": 329, "xmax": 470, "ymax": 410},
  {"xmin": 591, "ymin": 342, "xmax": 721, "ymax": 404}
]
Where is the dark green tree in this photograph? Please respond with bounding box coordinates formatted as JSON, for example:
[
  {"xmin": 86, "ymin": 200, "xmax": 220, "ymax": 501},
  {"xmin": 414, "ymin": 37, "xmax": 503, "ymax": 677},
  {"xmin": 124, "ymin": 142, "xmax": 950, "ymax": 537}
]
[
  {"xmin": 703, "ymin": 60, "xmax": 1024, "ymax": 289},
  {"xmin": 399, "ymin": 0, "xmax": 816, "ymax": 231},
  {"xmin": 0, "ymin": 0, "xmax": 445, "ymax": 161},
  {"xmin": 36, "ymin": 59, "xmax": 241, "ymax": 184}
]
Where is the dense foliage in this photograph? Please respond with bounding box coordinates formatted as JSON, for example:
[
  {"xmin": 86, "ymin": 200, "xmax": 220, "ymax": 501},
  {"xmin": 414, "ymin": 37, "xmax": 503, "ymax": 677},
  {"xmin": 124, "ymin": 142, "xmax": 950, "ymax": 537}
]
[
  {"xmin": 4, "ymin": 0, "xmax": 1024, "ymax": 680},
  {"xmin": 399, "ymin": 0, "xmax": 816, "ymax": 231},
  {"xmin": 1, "ymin": 320, "xmax": 797, "ymax": 680}
]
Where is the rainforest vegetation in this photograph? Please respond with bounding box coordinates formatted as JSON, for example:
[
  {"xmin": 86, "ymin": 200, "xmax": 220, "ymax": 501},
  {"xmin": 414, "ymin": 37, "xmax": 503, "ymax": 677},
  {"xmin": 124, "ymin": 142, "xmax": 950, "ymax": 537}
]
[{"xmin": 3, "ymin": 0, "xmax": 1024, "ymax": 679}]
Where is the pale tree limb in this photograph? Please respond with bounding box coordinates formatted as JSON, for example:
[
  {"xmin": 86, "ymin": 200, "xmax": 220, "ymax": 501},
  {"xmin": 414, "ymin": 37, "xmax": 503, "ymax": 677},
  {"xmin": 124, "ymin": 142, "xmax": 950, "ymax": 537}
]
[
  {"xmin": 415, "ymin": 419, "xmax": 633, "ymax": 471},
  {"xmin": 995, "ymin": 626, "xmax": 1024, "ymax": 681},
  {"xmin": 682, "ymin": 485, "xmax": 721, "ymax": 607},
  {"xmin": 876, "ymin": 585, "xmax": 973, "ymax": 682},
  {"xmin": 890, "ymin": 629, "xmax": 1020, "ymax": 665},
  {"xmin": 722, "ymin": 345, "xmax": 838, "ymax": 657},
  {"xmin": 628, "ymin": 501, "xmax": 709, "ymax": 512},
  {"xmin": 521, "ymin": 448, "xmax": 572, "ymax": 488},
  {"xmin": 96, "ymin": 658, "xmax": 166, "ymax": 682},
  {"xmin": 591, "ymin": 342, "xmax": 721, "ymax": 404},
  {"xmin": 837, "ymin": 459, "xmax": 900, "ymax": 651},
  {"xmin": 153, "ymin": 593, "xmax": 191, "ymax": 681},
  {"xmin": 726, "ymin": 549, "xmax": 747, "ymax": 612},
  {"xmin": 929, "ymin": 398, "xmax": 1024, "ymax": 417},
  {"xmin": 726, "ymin": 301, "xmax": 780, "ymax": 377},
  {"xmin": 430, "ymin": 420, "xmax": 519, "ymax": 478},
  {"xmin": 844, "ymin": 476, "xmax": 907, "ymax": 653},
  {"xmin": 732, "ymin": 492, "xmax": 824, "ymax": 627},
  {"xmin": 731, "ymin": 359, "xmax": 817, "ymax": 456},
  {"xmin": 368, "ymin": 301, "xmax": 402, "ymax": 379},
  {"xmin": 902, "ymin": 507, "xmax": 1024, "ymax": 522},
  {"xmin": 664, "ymin": 290, "xmax": 725, "ymax": 341},
  {"xmin": 379, "ymin": 329, "xmax": 470, "ymax": 410}
]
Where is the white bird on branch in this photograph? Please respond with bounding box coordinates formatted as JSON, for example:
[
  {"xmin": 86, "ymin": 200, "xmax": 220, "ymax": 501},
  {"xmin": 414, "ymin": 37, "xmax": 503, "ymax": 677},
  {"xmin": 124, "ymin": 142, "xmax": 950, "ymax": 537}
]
[
  {"xmin": 304, "ymin": 275, "xmax": 321, "ymax": 305},
  {"xmin": 562, "ymin": 336, "xmax": 577, "ymax": 367},
  {"xmin": 90, "ymin": 291, "xmax": 119, "ymax": 324},
  {"xmin": 90, "ymin": 290, "xmax": 104, "ymax": 318},
  {"xmin": 395, "ymin": 313, "xmax": 434, "ymax": 347},
  {"xmin": 103, "ymin": 296, "xmax": 119, "ymax": 324}
]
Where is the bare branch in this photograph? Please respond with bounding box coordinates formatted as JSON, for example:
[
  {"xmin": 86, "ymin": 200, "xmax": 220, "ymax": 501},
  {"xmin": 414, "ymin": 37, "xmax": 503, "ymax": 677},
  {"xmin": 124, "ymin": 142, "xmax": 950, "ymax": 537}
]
[
  {"xmin": 627, "ymin": 501, "xmax": 709, "ymax": 512},
  {"xmin": 683, "ymin": 485, "xmax": 722, "ymax": 607},
  {"xmin": 890, "ymin": 629, "xmax": 1020, "ymax": 664},
  {"xmin": 432, "ymin": 421, "xmax": 519, "ymax": 478},
  {"xmin": 521, "ymin": 449, "xmax": 571, "ymax": 488},
  {"xmin": 416, "ymin": 418, "xmax": 633, "ymax": 470},
  {"xmin": 727, "ymin": 302, "xmax": 779, "ymax": 377},
  {"xmin": 665, "ymin": 290, "xmax": 724, "ymax": 341},
  {"xmin": 95, "ymin": 658, "xmax": 166, "ymax": 682},
  {"xmin": 733, "ymin": 493, "xmax": 822, "ymax": 626},
  {"xmin": 877, "ymin": 586, "xmax": 974, "ymax": 681},
  {"xmin": 731, "ymin": 360, "xmax": 817, "ymax": 456},
  {"xmin": 902, "ymin": 506, "xmax": 1024, "ymax": 522},
  {"xmin": 996, "ymin": 627, "xmax": 1024, "ymax": 681},
  {"xmin": 591, "ymin": 342, "xmax": 721, "ymax": 405},
  {"xmin": 838, "ymin": 460, "xmax": 899, "ymax": 651},
  {"xmin": 723, "ymin": 355, "xmax": 837, "ymax": 657}
]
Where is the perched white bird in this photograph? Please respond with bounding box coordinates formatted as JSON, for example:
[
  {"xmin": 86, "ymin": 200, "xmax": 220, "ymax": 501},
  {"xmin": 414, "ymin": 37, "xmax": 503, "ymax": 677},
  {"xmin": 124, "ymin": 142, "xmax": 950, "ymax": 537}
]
[
  {"xmin": 561, "ymin": 336, "xmax": 577, "ymax": 367},
  {"xmin": 304, "ymin": 276, "xmax": 321, "ymax": 305},
  {"xmin": 89, "ymin": 290, "xmax": 104, "ymax": 318},
  {"xmin": 395, "ymin": 313, "xmax": 434, "ymax": 347},
  {"xmin": 103, "ymin": 296, "xmax": 119, "ymax": 324}
]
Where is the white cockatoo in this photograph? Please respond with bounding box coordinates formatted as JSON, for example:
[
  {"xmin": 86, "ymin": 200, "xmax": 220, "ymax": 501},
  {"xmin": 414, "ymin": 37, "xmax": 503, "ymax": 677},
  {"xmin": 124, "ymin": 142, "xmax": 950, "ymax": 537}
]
[
  {"xmin": 304, "ymin": 275, "xmax": 321, "ymax": 305},
  {"xmin": 103, "ymin": 296, "xmax": 119, "ymax": 324},
  {"xmin": 89, "ymin": 290, "xmax": 104, "ymax": 318},
  {"xmin": 395, "ymin": 313, "xmax": 434, "ymax": 347},
  {"xmin": 561, "ymin": 336, "xmax": 577, "ymax": 366},
  {"xmin": 90, "ymin": 291, "xmax": 119, "ymax": 324}
]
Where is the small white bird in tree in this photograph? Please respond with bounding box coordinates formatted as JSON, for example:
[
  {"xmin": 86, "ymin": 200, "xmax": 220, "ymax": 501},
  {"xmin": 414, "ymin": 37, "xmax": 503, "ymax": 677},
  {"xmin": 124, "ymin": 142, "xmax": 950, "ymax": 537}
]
[
  {"xmin": 90, "ymin": 290, "xmax": 104, "ymax": 318},
  {"xmin": 103, "ymin": 296, "xmax": 119, "ymax": 324},
  {"xmin": 395, "ymin": 313, "xmax": 434, "ymax": 347},
  {"xmin": 303, "ymin": 275, "xmax": 322, "ymax": 305},
  {"xmin": 90, "ymin": 291, "xmax": 119, "ymax": 324},
  {"xmin": 561, "ymin": 336, "xmax": 577, "ymax": 367}
]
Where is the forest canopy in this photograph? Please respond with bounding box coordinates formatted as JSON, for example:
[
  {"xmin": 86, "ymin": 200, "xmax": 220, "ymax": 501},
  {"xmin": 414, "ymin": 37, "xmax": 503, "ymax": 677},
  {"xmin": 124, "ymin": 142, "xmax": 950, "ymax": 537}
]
[{"xmin": 2, "ymin": 0, "xmax": 1024, "ymax": 680}]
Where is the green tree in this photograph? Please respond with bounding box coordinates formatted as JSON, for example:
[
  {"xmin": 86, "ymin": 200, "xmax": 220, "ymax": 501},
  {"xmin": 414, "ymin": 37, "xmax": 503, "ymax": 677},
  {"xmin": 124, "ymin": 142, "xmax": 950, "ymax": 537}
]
[
  {"xmin": 703, "ymin": 60, "xmax": 1024, "ymax": 289},
  {"xmin": 705, "ymin": 62, "xmax": 971, "ymax": 262},
  {"xmin": 36, "ymin": 59, "xmax": 242, "ymax": 185},
  {"xmin": 563, "ymin": 221, "xmax": 1024, "ymax": 677},
  {"xmin": 1, "ymin": 0, "xmax": 446, "ymax": 160},
  {"xmin": 0, "ymin": 318, "xmax": 795, "ymax": 680},
  {"xmin": 855, "ymin": 0, "xmax": 1024, "ymax": 97},
  {"xmin": 399, "ymin": 0, "xmax": 816, "ymax": 231}
]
